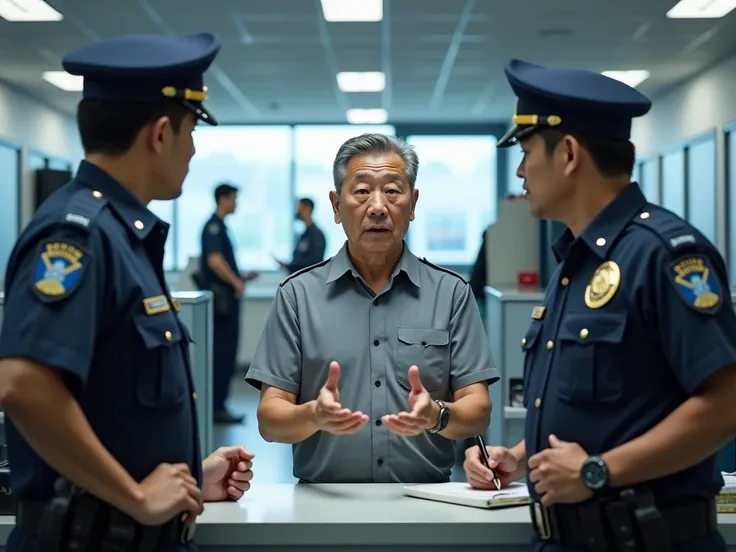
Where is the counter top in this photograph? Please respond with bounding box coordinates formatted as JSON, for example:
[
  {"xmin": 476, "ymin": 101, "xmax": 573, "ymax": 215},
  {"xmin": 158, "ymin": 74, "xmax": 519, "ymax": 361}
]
[
  {"xmin": 1, "ymin": 484, "xmax": 735, "ymax": 548},
  {"xmin": 485, "ymin": 286, "xmax": 546, "ymax": 302}
]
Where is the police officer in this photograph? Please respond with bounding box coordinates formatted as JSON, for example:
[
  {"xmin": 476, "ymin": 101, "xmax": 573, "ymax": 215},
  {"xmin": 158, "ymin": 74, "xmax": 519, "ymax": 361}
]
[
  {"xmin": 463, "ymin": 58, "xmax": 736, "ymax": 551},
  {"xmin": 0, "ymin": 33, "xmax": 254, "ymax": 552},
  {"xmin": 274, "ymin": 197, "xmax": 327, "ymax": 274},
  {"xmin": 246, "ymin": 133, "xmax": 498, "ymax": 484},
  {"xmin": 199, "ymin": 183, "xmax": 257, "ymax": 424}
]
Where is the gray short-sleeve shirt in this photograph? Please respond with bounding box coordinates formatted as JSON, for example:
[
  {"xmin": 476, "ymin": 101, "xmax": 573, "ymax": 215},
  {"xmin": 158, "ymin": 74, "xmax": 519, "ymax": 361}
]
[{"xmin": 245, "ymin": 242, "xmax": 499, "ymax": 483}]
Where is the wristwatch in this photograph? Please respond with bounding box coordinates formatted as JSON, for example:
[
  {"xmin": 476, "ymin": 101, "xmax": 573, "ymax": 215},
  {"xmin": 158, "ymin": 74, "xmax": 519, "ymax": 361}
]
[
  {"xmin": 580, "ymin": 455, "xmax": 610, "ymax": 493},
  {"xmin": 428, "ymin": 400, "xmax": 450, "ymax": 434}
]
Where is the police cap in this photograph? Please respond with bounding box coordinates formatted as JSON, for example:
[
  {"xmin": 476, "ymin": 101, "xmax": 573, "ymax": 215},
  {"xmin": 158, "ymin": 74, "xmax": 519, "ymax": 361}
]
[
  {"xmin": 497, "ymin": 59, "xmax": 652, "ymax": 148},
  {"xmin": 62, "ymin": 32, "xmax": 221, "ymax": 126}
]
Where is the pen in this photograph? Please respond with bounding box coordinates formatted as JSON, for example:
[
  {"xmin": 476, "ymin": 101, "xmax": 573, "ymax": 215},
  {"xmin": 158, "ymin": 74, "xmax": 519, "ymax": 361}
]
[{"xmin": 474, "ymin": 434, "xmax": 501, "ymax": 490}]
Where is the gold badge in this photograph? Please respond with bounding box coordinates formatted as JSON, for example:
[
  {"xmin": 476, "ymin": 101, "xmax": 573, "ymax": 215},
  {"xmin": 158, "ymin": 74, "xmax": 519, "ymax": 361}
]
[
  {"xmin": 530, "ymin": 305, "xmax": 546, "ymax": 320},
  {"xmin": 584, "ymin": 261, "xmax": 621, "ymax": 309}
]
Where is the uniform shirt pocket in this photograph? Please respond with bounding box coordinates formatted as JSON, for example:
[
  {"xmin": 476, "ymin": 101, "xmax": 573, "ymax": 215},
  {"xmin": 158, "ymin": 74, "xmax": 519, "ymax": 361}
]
[
  {"xmin": 556, "ymin": 311, "xmax": 627, "ymax": 403},
  {"xmin": 133, "ymin": 313, "xmax": 188, "ymax": 408},
  {"xmin": 396, "ymin": 328, "xmax": 450, "ymax": 392}
]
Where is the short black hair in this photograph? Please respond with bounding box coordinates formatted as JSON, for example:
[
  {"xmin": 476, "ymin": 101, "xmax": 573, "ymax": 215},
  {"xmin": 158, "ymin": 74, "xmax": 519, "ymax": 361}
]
[
  {"xmin": 299, "ymin": 197, "xmax": 315, "ymax": 211},
  {"xmin": 214, "ymin": 183, "xmax": 238, "ymax": 203},
  {"xmin": 76, "ymin": 99, "xmax": 190, "ymax": 156},
  {"xmin": 537, "ymin": 128, "xmax": 636, "ymax": 178}
]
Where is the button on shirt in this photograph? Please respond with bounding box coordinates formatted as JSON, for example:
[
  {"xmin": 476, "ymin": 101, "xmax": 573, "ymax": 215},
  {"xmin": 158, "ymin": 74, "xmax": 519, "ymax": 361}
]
[
  {"xmin": 0, "ymin": 161, "xmax": 201, "ymax": 500},
  {"xmin": 522, "ymin": 183, "xmax": 736, "ymax": 505},
  {"xmin": 245, "ymin": 242, "xmax": 499, "ymax": 483}
]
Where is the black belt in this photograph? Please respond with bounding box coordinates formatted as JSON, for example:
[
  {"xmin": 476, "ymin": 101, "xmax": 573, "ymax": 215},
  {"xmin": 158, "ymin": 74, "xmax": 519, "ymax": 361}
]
[
  {"xmin": 530, "ymin": 497, "xmax": 717, "ymax": 550},
  {"xmin": 15, "ymin": 499, "xmax": 194, "ymax": 547}
]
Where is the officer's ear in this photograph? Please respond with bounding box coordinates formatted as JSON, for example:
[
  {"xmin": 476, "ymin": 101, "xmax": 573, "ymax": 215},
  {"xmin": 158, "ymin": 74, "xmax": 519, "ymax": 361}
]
[
  {"xmin": 329, "ymin": 190, "xmax": 342, "ymax": 224},
  {"xmin": 148, "ymin": 116, "xmax": 176, "ymax": 156},
  {"xmin": 561, "ymin": 135, "xmax": 582, "ymax": 177}
]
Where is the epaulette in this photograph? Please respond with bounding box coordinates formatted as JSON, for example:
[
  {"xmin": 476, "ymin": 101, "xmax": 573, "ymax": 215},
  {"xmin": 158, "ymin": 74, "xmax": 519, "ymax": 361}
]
[
  {"xmin": 631, "ymin": 205, "xmax": 706, "ymax": 253},
  {"xmin": 59, "ymin": 188, "xmax": 109, "ymax": 232},
  {"xmin": 419, "ymin": 257, "xmax": 468, "ymax": 284},
  {"xmin": 279, "ymin": 257, "xmax": 332, "ymax": 287}
]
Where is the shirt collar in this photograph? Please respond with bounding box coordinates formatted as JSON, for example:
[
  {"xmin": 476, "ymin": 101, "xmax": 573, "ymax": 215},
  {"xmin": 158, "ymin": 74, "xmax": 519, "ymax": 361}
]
[
  {"xmin": 326, "ymin": 240, "xmax": 422, "ymax": 288},
  {"xmin": 553, "ymin": 182, "xmax": 648, "ymax": 263},
  {"xmin": 75, "ymin": 160, "xmax": 164, "ymax": 240}
]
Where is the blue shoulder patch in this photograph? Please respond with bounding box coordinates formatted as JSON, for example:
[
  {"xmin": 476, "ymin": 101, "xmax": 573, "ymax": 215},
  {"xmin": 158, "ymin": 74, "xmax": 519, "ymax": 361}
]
[
  {"xmin": 61, "ymin": 188, "xmax": 109, "ymax": 230},
  {"xmin": 32, "ymin": 240, "xmax": 90, "ymax": 302},
  {"xmin": 668, "ymin": 254, "xmax": 722, "ymax": 314}
]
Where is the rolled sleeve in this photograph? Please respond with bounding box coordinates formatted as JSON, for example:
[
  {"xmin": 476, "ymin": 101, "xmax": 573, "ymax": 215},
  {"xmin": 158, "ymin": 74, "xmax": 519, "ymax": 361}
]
[
  {"xmin": 0, "ymin": 225, "xmax": 106, "ymax": 388},
  {"xmin": 448, "ymin": 282, "xmax": 499, "ymax": 391},
  {"xmin": 651, "ymin": 248, "xmax": 736, "ymax": 394},
  {"xmin": 244, "ymin": 283, "xmax": 302, "ymax": 394}
]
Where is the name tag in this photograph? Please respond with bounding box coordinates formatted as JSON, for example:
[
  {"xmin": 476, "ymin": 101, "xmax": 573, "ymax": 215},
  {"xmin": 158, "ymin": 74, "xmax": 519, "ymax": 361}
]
[
  {"xmin": 143, "ymin": 295, "xmax": 171, "ymax": 315},
  {"xmin": 530, "ymin": 306, "xmax": 546, "ymax": 320}
]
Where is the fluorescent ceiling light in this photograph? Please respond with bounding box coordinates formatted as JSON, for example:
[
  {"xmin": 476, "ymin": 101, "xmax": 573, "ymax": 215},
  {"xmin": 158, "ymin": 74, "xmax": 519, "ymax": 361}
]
[
  {"xmin": 0, "ymin": 0, "xmax": 62, "ymax": 21},
  {"xmin": 337, "ymin": 72, "xmax": 385, "ymax": 93},
  {"xmin": 42, "ymin": 71, "xmax": 83, "ymax": 92},
  {"xmin": 601, "ymin": 70, "xmax": 651, "ymax": 88},
  {"xmin": 346, "ymin": 108, "xmax": 388, "ymax": 124},
  {"xmin": 666, "ymin": 0, "xmax": 736, "ymax": 18},
  {"xmin": 321, "ymin": 0, "xmax": 382, "ymax": 22}
]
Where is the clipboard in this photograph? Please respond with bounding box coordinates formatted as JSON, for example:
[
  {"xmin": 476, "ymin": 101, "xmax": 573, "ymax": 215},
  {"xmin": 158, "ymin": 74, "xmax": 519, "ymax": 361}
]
[{"xmin": 401, "ymin": 481, "xmax": 531, "ymax": 509}]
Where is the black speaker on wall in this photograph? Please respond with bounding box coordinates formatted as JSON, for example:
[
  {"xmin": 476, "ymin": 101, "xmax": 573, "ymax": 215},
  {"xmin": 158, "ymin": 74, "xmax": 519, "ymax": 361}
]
[{"xmin": 34, "ymin": 168, "xmax": 72, "ymax": 212}]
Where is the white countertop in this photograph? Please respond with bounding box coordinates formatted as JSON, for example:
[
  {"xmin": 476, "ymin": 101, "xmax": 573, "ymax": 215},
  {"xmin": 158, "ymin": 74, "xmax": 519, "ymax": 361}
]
[{"xmin": 485, "ymin": 286, "xmax": 546, "ymax": 302}]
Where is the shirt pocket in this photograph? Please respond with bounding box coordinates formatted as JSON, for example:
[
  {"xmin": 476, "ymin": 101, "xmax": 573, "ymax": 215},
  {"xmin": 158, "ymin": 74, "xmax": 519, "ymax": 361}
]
[
  {"xmin": 396, "ymin": 328, "xmax": 450, "ymax": 392},
  {"xmin": 521, "ymin": 320, "xmax": 543, "ymax": 408},
  {"xmin": 133, "ymin": 313, "xmax": 188, "ymax": 408},
  {"xmin": 556, "ymin": 311, "xmax": 627, "ymax": 403}
]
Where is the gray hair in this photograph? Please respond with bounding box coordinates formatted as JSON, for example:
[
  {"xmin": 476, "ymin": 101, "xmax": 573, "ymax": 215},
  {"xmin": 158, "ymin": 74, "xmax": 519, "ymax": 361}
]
[{"xmin": 332, "ymin": 133, "xmax": 419, "ymax": 194}]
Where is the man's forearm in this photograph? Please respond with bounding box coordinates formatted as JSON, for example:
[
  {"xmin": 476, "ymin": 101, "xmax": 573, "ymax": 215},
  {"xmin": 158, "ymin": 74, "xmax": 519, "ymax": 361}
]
[
  {"xmin": 603, "ymin": 392, "xmax": 735, "ymax": 488},
  {"xmin": 2, "ymin": 361, "xmax": 143, "ymax": 514},
  {"xmin": 257, "ymin": 398, "xmax": 320, "ymax": 444},
  {"xmin": 510, "ymin": 439, "xmax": 527, "ymax": 480},
  {"xmin": 439, "ymin": 393, "xmax": 491, "ymax": 440},
  {"xmin": 211, "ymin": 259, "xmax": 241, "ymax": 287}
]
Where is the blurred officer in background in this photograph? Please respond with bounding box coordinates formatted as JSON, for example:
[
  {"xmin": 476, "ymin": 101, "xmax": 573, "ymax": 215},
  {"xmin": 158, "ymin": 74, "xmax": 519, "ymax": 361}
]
[
  {"xmin": 274, "ymin": 197, "xmax": 327, "ymax": 274},
  {"xmin": 0, "ymin": 32, "xmax": 253, "ymax": 552},
  {"xmin": 464, "ymin": 59, "xmax": 736, "ymax": 552},
  {"xmin": 198, "ymin": 183, "xmax": 258, "ymax": 424}
]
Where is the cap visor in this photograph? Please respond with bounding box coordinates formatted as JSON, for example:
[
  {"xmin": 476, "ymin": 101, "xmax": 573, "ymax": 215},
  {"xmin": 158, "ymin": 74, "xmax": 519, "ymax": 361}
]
[{"xmin": 183, "ymin": 100, "xmax": 218, "ymax": 126}]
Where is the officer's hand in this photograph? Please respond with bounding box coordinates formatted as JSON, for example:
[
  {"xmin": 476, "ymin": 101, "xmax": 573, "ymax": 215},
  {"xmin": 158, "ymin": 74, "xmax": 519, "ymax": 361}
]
[
  {"xmin": 244, "ymin": 271, "xmax": 259, "ymax": 281},
  {"xmin": 132, "ymin": 463, "xmax": 203, "ymax": 526},
  {"xmin": 312, "ymin": 361, "xmax": 368, "ymax": 434},
  {"xmin": 233, "ymin": 280, "xmax": 245, "ymax": 299},
  {"xmin": 464, "ymin": 445, "xmax": 518, "ymax": 489},
  {"xmin": 527, "ymin": 434, "xmax": 592, "ymax": 507},
  {"xmin": 202, "ymin": 445, "xmax": 255, "ymax": 502},
  {"xmin": 382, "ymin": 366, "xmax": 438, "ymax": 436}
]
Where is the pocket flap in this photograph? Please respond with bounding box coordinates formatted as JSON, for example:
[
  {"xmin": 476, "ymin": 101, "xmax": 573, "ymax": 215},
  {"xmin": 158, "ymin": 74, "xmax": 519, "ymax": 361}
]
[
  {"xmin": 558, "ymin": 311, "xmax": 627, "ymax": 344},
  {"xmin": 134, "ymin": 314, "xmax": 184, "ymax": 349},
  {"xmin": 522, "ymin": 321, "xmax": 543, "ymax": 350},
  {"xmin": 397, "ymin": 328, "xmax": 450, "ymax": 347}
]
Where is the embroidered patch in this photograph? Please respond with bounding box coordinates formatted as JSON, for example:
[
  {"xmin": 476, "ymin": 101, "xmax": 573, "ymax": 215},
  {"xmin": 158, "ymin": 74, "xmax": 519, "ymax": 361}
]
[
  {"xmin": 143, "ymin": 295, "xmax": 171, "ymax": 315},
  {"xmin": 32, "ymin": 241, "xmax": 89, "ymax": 302},
  {"xmin": 584, "ymin": 261, "xmax": 621, "ymax": 309},
  {"xmin": 207, "ymin": 223, "xmax": 220, "ymax": 236},
  {"xmin": 669, "ymin": 255, "xmax": 721, "ymax": 313}
]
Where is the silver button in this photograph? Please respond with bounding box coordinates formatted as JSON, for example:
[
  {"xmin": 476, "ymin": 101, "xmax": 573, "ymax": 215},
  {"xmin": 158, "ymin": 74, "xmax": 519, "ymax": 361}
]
[{"xmin": 596, "ymin": 237, "xmax": 606, "ymax": 247}]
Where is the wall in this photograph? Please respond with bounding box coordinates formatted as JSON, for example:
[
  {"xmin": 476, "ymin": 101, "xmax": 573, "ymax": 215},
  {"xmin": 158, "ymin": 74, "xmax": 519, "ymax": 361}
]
[
  {"xmin": 0, "ymin": 80, "xmax": 83, "ymax": 227},
  {"xmin": 631, "ymin": 52, "xmax": 736, "ymax": 255}
]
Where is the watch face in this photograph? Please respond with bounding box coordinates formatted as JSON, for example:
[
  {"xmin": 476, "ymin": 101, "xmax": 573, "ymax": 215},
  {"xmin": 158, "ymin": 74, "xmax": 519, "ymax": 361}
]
[{"xmin": 582, "ymin": 459, "xmax": 607, "ymax": 490}]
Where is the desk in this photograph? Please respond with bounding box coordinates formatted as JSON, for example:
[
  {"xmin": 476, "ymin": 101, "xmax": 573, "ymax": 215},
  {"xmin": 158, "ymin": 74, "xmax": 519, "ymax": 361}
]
[{"xmin": 0, "ymin": 484, "xmax": 735, "ymax": 551}]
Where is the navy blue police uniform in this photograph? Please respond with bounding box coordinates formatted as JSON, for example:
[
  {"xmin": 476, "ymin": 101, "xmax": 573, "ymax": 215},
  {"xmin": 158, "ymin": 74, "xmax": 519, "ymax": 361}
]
[
  {"xmin": 286, "ymin": 223, "xmax": 326, "ymax": 274},
  {"xmin": 0, "ymin": 32, "xmax": 221, "ymax": 552},
  {"xmin": 199, "ymin": 212, "xmax": 242, "ymax": 420},
  {"xmin": 498, "ymin": 59, "xmax": 736, "ymax": 551}
]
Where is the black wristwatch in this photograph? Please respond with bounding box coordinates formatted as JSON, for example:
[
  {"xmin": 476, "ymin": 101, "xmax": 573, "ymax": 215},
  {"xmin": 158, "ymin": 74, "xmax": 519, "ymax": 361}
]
[
  {"xmin": 580, "ymin": 455, "xmax": 610, "ymax": 493},
  {"xmin": 428, "ymin": 400, "xmax": 450, "ymax": 434}
]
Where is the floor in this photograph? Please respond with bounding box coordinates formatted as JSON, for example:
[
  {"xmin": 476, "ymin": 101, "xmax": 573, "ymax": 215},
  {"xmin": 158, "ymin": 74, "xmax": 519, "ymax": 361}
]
[{"xmin": 213, "ymin": 377, "xmax": 470, "ymax": 484}]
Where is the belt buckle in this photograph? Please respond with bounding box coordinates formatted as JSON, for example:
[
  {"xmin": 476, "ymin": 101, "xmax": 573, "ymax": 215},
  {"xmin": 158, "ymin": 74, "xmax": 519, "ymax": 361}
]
[
  {"xmin": 180, "ymin": 519, "xmax": 197, "ymax": 542},
  {"xmin": 533, "ymin": 502, "xmax": 552, "ymax": 540}
]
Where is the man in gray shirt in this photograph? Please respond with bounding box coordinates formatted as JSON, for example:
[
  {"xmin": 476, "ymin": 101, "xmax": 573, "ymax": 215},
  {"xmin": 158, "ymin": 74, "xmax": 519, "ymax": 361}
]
[{"xmin": 245, "ymin": 133, "xmax": 498, "ymax": 483}]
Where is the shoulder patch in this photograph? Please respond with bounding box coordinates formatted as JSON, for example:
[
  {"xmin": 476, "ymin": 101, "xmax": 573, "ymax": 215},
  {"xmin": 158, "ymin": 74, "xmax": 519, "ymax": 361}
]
[
  {"xmin": 279, "ymin": 258, "xmax": 331, "ymax": 287},
  {"xmin": 32, "ymin": 240, "xmax": 90, "ymax": 303},
  {"xmin": 207, "ymin": 222, "xmax": 220, "ymax": 236},
  {"xmin": 418, "ymin": 257, "xmax": 468, "ymax": 284},
  {"xmin": 61, "ymin": 188, "xmax": 109, "ymax": 231},
  {"xmin": 632, "ymin": 207, "xmax": 703, "ymax": 252},
  {"xmin": 668, "ymin": 255, "xmax": 722, "ymax": 314}
]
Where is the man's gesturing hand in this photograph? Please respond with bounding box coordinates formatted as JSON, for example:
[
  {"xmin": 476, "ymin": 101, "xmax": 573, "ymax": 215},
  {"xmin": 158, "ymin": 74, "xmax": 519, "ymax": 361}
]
[
  {"xmin": 312, "ymin": 362, "xmax": 368, "ymax": 435},
  {"xmin": 382, "ymin": 365, "xmax": 440, "ymax": 436}
]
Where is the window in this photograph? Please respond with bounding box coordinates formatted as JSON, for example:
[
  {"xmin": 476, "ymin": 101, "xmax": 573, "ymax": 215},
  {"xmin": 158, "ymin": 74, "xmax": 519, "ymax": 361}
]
[
  {"xmin": 660, "ymin": 149, "xmax": 686, "ymax": 218},
  {"xmin": 27, "ymin": 151, "xmax": 48, "ymax": 171},
  {"xmin": 176, "ymin": 126, "xmax": 293, "ymax": 271},
  {"xmin": 0, "ymin": 142, "xmax": 20, "ymax": 274},
  {"xmin": 405, "ymin": 135, "xmax": 498, "ymax": 266},
  {"xmin": 686, "ymin": 135, "xmax": 716, "ymax": 244},
  {"xmin": 293, "ymin": 125, "xmax": 395, "ymax": 258},
  {"xmin": 636, "ymin": 158, "xmax": 657, "ymax": 203},
  {"xmin": 506, "ymin": 145, "xmax": 524, "ymax": 195}
]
